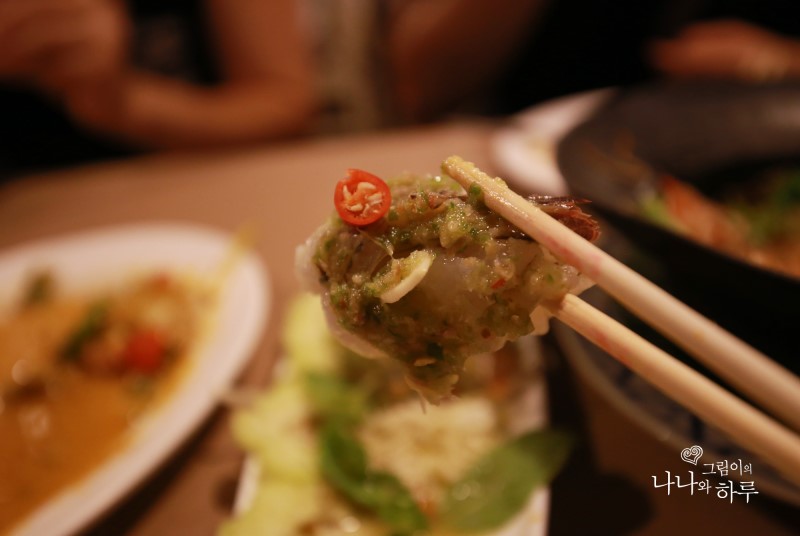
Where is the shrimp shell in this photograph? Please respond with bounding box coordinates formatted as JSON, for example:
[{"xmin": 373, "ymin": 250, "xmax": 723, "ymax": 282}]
[{"xmin": 528, "ymin": 195, "xmax": 601, "ymax": 242}]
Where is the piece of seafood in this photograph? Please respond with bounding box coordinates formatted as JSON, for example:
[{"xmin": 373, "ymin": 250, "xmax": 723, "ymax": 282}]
[{"xmin": 297, "ymin": 161, "xmax": 600, "ymax": 402}]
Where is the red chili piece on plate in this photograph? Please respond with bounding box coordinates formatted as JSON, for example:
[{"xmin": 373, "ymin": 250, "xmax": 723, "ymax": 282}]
[{"xmin": 122, "ymin": 329, "xmax": 167, "ymax": 374}]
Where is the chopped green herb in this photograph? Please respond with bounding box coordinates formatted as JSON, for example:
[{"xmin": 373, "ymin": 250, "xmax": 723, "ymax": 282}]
[{"xmin": 468, "ymin": 183, "xmax": 483, "ymax": 203}]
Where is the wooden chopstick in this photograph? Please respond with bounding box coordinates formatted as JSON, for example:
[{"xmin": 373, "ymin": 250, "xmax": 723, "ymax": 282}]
[
  {"xmin": 552, "ymin": 293, "xmax": 800, "ymax": 484},
  {"xmin": 442, "ymin": 156, "xmax": 800, "ymax": 481},
  {"xmin": 443, "ymin": 155, "xmax": 800, "ymax": 430}
]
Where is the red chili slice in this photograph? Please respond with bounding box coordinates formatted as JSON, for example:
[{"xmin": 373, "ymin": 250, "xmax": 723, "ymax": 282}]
[{"xmin": 334, "ymin": 169, "xmax": 392, "ymax": 226}]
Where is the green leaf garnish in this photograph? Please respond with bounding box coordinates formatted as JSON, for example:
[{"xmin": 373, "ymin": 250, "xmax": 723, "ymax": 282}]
[
  {"xmin": 440, "ymin": 429, "xmax": 574, "ymax": 532},
  {"xmin": 319, "ymin": 422, "xmax": 428, "ymax": 535}
]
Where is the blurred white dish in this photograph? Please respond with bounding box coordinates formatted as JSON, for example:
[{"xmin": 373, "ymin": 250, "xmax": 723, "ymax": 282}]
[
  {"xmin": 3, "ymin": 222, "xmax": 270, "ymax": 536},
  {"xmin": 491, "ymin": 89, "xmax": 614, "ymax": 195},
  {"xmin": 233, "ymin": 337, "xmax": 551, "ymax": 536}
]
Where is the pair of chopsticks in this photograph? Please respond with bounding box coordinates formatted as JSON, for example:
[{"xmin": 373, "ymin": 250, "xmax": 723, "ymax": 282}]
[{"xmin": 443, "ymin": 156, "xmax": 800, "ymax": 485}]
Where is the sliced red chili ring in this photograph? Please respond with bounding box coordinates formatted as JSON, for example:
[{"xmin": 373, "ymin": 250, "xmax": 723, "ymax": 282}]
[{"xmin": 334, "ymin": 169, "xmax": 392, "ymax": 226}]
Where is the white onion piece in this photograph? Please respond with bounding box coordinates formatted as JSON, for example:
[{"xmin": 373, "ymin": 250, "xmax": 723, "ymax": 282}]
[
  {"xmin": 321, "ymin": 296, "xmax": 387, "ymax": 359},
  {"xmin": 379, "ymin": 251, "xmax": 434, "ymax": 304}
]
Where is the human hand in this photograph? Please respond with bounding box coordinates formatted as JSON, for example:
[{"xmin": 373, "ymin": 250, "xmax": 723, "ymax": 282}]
[
  {"xmin": 649, "ymin": 20, "xmax": 800, "ymax": 83},
  {"xmin": 0, "ymin": 0, "xmax": 130, "ymax": 94}
]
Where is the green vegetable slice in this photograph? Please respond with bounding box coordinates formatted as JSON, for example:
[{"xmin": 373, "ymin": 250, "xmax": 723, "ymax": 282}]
[
  {"xmin": 440, "ymin": 429, "xmax": 574, "ymax": 533},
  {"xmin": 304, "ymin": 372, "xmax": 368, "ymax": 426}
]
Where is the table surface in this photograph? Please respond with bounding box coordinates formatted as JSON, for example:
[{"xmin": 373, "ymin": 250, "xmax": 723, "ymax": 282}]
[{"xmin": 1, "ymin": 121, "xmax": 797, "ymax": 535}]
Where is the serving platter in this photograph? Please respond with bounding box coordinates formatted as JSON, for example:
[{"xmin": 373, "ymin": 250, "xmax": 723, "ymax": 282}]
[{"xmin": 1, "ymin": 222, "xmax": 270, "ymax": 536}]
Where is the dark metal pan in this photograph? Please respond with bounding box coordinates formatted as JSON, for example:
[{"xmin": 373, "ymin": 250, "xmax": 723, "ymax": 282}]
[{"xmin": 557, "ymin": 81, "xmax": 800, "ymax": 371}]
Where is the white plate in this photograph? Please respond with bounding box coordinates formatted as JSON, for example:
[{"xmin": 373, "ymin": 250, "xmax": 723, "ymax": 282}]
[
  {"xmin": 491, "ymin": 89, "xmax": 615, "ymax": 195},
  {"xmin": 2, "ymin": 222, "xmax": 270, "ymax": 536},
  {"xmin": 233, "ymin": 337, "xmax": 551, "ymax": 536}
]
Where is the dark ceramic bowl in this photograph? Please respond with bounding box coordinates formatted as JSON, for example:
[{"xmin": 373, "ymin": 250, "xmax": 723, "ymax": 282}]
[{"xmin": 557, "ymin": 81, "xmax": 800, "ymax": 370}]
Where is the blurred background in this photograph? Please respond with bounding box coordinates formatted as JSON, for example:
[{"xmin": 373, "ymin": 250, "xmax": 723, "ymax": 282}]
[
  {"xmin": 3, "ymin": 1, "xmax": 800, "ymax": 535},
  {"xmin": 3, "ymin": 0, "xmax": 800, "ymax": 180}
]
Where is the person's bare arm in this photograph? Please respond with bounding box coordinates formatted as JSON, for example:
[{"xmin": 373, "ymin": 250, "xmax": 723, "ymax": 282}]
[
  {"xmin": 0, "ymin": 0, "xmax": 129, "ymax": 90},
  {"xmin": 649, "ymin": 19, "xmax": 800, "ymax": 83},
  {"xmin": 65, "ymin": 0, "xmax": 317, "ymax": 148}
]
